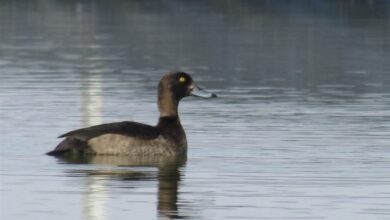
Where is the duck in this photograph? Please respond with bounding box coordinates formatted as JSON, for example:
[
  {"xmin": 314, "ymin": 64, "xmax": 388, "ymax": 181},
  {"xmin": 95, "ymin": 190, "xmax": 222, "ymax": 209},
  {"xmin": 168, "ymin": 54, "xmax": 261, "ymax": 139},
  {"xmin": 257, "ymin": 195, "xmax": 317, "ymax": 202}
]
[{"xmin": 46, "ymin": 71, "xmax": 216, "ymax": 157}]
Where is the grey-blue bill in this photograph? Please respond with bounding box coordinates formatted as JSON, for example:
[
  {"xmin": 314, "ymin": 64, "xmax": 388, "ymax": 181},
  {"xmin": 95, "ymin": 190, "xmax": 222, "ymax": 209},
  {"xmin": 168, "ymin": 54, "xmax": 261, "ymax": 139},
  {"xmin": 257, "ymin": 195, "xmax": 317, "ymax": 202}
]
[{"xmin": 190, "ymin": 84, "xmax": 217, "ymax": 98}]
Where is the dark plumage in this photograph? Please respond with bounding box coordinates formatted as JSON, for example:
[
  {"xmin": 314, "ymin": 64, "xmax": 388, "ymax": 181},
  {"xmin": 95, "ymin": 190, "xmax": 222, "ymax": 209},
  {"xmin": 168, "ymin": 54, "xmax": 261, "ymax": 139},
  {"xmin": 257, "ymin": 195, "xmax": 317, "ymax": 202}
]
[
  {"xmin": 59, "ymin": 121, "xmax": 160, "ymax": 141},
  {"xmin": 46, "ymin": 71, "xmax": 216, "ymax": 156}
]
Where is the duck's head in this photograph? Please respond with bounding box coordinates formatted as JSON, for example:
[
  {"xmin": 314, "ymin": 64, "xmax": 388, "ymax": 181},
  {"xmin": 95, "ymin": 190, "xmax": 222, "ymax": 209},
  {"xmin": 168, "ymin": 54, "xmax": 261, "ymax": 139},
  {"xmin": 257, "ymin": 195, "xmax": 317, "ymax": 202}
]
[{"xmin": 158, "ymin": 71, "xmax": 216, "ymax": 117}]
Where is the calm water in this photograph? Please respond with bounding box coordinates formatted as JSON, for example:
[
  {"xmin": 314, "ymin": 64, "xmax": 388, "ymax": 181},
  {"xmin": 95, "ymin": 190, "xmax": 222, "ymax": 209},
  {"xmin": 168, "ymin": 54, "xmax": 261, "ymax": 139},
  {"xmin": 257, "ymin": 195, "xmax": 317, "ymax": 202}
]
[{"xmin": 1, "ymin": 1, "xmax": 390, "ymax": 219}]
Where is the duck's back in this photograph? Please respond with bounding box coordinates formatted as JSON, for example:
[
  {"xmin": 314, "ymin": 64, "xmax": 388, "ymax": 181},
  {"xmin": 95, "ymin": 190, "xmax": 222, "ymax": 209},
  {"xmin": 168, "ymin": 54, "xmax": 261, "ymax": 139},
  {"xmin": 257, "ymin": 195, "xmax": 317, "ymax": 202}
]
[
  {"xmin": 59, "ymin": 121, "xmax": 160, "ymax": 141},
  {"xmin": 47, "ymin": 121, "xmax": 186, "ymax": 156}
]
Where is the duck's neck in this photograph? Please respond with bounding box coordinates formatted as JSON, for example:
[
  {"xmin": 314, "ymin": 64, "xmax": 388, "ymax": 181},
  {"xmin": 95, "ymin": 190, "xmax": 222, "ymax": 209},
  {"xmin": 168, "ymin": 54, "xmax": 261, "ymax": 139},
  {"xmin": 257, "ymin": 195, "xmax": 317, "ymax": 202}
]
[{"xmin": 158, "ymin": 89, "xmax": 179, "ymax": 118}]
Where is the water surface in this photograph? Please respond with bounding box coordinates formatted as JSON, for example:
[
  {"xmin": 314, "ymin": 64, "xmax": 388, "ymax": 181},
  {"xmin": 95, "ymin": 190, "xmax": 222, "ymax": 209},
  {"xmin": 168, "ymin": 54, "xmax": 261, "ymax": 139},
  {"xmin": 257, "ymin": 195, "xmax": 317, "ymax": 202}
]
[{"xmin": 1, "ymin": 1, "xmax": 390, "ymax": 220}]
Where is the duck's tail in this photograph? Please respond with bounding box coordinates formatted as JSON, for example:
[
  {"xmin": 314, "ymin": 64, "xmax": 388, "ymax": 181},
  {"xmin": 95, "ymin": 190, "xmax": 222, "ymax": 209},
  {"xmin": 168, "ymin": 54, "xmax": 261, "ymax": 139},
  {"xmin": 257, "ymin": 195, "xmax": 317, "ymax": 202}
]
[{"xmin": 46, "ymin": 138, "xmax": 87, "ymax": 156}]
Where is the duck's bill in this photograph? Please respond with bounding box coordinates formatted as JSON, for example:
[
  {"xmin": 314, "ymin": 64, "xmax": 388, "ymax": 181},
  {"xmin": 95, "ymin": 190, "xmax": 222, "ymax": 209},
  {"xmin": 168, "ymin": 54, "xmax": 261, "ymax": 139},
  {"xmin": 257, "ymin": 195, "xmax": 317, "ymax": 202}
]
[{"xmin": 190, "ymin": 85, "xmax": 217, "ymax": 98}]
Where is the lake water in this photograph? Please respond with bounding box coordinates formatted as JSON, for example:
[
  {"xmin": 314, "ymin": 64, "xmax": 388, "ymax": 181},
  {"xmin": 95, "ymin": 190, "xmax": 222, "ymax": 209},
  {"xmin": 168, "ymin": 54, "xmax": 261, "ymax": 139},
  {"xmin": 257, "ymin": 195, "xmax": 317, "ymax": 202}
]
[{"xmin": 1, "ymin": 1, "xmax": 390, "ymax": 220}]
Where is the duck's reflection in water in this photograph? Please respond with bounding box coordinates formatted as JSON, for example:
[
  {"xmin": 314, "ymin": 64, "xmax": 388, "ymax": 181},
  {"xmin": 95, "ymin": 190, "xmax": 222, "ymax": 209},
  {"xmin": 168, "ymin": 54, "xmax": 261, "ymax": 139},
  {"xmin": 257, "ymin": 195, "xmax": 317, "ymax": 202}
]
[{"xmin": 56, "ymin": 154, "xmax": 187, "ymax": 220}]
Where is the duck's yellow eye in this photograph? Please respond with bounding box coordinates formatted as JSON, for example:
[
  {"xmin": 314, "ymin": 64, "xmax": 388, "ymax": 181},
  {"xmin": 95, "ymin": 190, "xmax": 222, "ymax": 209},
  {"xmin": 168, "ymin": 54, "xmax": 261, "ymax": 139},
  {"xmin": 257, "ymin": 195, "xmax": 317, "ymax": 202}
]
[{"xmin": 179, "ymin": 76, "xmax": 186, "ymax": 83}]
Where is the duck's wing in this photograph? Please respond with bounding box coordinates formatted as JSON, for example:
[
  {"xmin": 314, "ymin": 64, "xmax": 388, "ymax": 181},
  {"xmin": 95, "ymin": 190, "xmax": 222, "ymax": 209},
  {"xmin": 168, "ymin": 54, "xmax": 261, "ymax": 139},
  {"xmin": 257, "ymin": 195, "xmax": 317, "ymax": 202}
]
[
  {"xmin": 47, "ymin": 121, "xmax": 160, "ymax": 156},
  {"xmin": 59, "ymin": 121, "xmax": 160, "ymax": 141}
]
